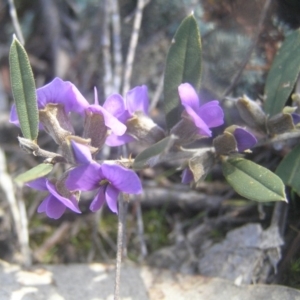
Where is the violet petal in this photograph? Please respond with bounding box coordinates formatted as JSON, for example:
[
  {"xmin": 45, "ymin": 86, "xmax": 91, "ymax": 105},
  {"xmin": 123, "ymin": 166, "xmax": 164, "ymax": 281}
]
[
  {"xmin": 178, "ymin": 83, "xmax": 200, "ymax": 111},
  {"xmin": 101, "ymin": 163, "xmax": 142, "ymax": 194},
  {"xmin": 197, "ymin": 101, "xmax": 224, "ymax": 128},
  {"xmin": 292, "ymin": 113, "xmax": 300, "ymax": 125},
  {"xmin": 26, "ymin": 177, "xmax": 48, "ymax": 191},
  {"xmin": 89, "ymin": 185, "xmax": 106, "ymax": 212},
  {"xmin": 46, "ymin": 196, "xmax": 67, "ymax": 219},
  {"xmin": 183, "ymin": 105, "xmax": 211, "ymax": 136},
  {"xmin": 233, "ymin": 128, "xmax": 257, "ymax": 152},
  {"xmin": 9, "ymin": 104, "xmax": 19, "ymax": 126},
  {"xmin": 105, "ymin": 133, "xmax": 135, "ymax": 147},
  {"xmin": 126, "ymin": 86, "xmax": 149, "ymax": 115},
  {"xmin": 37, "ymin": 77, "xmax": 89, "ymax": 114},
  {"xmin": 181, "ymin": 168, "xmax": 194, "ymax": 184},
  {"xmin": 103, "ymin": 94, "xmax": 126, "ymax": 117},
  {"xmin": 37, "ymin": 196, "xmax": 50, "ymax": 213},
  {"xmin": 71, "ymin": 141, "xmax": 92, "ymax": 164},
  {"xmin": 105, "ymin": 184, "xmax": 119, "ymax": 214},
  {"xmin": 87, "ymin": 105, "xmax": 126, "ymax": 136},
  {"xmin": 46, "ymin": 181, "xmax": 81, "ymax": 213},
  {"xmin": 66, "ymin": 163, "xmax": 102, "ymax": 191}
]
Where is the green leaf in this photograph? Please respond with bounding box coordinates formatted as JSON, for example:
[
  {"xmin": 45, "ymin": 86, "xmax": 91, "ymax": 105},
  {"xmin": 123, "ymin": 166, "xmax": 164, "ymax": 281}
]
[
  {"xmin": 163, "ymin": 13, "xmax": 202, "ymax": 130},
  {"xmin": 222, "ymin": 157, "xmax": 287, "ymax": 202},
  {"xmin": 276, "ymin": 144, "xmax": 300, "ymax": 196},
  {"xmin": 133, "ymin": 135, "xmax": 177, "ymax": 170},
  {"xmin": 14, "ymin": 163, "xmax": 53, "ymax": 184},
  {"xmin": 264, "ymin": 29, "xmax": 300, "ymax": 116},
  {"xmin": 9, "ymin": 35, "xmax": 38, "ymax": 141}
]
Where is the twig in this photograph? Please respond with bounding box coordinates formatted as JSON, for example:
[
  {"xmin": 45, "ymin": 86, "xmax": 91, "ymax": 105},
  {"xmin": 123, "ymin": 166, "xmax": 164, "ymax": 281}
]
[
  {"xmin": 102, "ymin": 0, "xmax": 114, "ymax": 98},
  {"xmin": 7, "ymin": 0, "xmax": 25, "ymax": 45},
  {"xmin": 92, "ymin": 209, "xmax": 110, "ymax": 261},
  {"xmin": 122, "ymin": 0, "xmax": 148, "ymax": 95},
  {"xmin": 135, "ymin": 195, "xmax": 148, "ymax": 261},
  {"xmin": 150, "ymin": 72, "xmax": 164, "ymax": 113},
  {"xmin": 110, "ymin": 0, "xmax": 123, "ymax": 93},
  {"xmin": 114, "ymin": 194, "xmax": 127, "ymax": 300},
  {"xmin": 255, "ymin": 130, "xmax": 300, "ymax": 147},
  {"xmin": 16, "ymin": 186, "xmax": 32, "ymax": 266},
  {"xmin": 34, "ymin": 221, "xmax": 71, "ymax": 261},
  {"xmin": 0, "ymin": 147, "xmax": 31, "ymax": 266},
  {"xmin": 221, "ymin": 0, "xmax": 272, "ymax": 97}
]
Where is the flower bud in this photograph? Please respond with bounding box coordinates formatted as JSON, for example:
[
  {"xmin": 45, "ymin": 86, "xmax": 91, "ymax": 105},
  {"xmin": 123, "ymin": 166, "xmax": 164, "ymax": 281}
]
[
  {"xmin": 39, "ymin": 104, "xmax": 73, "ymax": 145},
  {"xmin": 126, "ymin": 111, "xmax": 165, "ymax": 145},
  {"xmin": 236, "ymin": 96, "xmax": 266, "ymax": 131},
  {"xmin": 213, "ymin": 131, "xmax": 237, "ymax": 155},
  {"xmin": 83, "ymin": 109, "xmax": 108, "ymax": 150},
  {"xmin": 267, "ymin": 113, "xmax": 295, "ymax": 135},
  {"xmin": 170, "ymin": 116, "xmax": 203, "ymax": 146},
  {"xmin": 188, "ymin": 150, "xmax": 215, "ymax": 186}
]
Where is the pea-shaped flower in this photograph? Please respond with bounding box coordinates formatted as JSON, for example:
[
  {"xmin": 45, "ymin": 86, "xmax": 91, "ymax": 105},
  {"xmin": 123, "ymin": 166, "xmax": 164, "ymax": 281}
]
[
  {"xmin": 66, "ymin": 141, "xmax": 142, "ymax": 213},
  {"xmin": 27, "ymin": 177, "xmax": 81, "ymax": 219},
  {"xmin": 103, "ymin": 86, "xmax": 165, "ymax": 146},
  {"xmin": 171, "ymin": 83, "xmax": 224, "ymax": 145},
  {"xmin": 10, "ymin": 77, "xmax": 90, "ymax": 126}
]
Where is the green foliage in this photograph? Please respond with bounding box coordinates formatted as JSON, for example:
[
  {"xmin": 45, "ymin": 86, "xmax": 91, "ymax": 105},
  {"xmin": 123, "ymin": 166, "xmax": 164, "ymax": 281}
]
[
  {"xmin": 163, "ymin": 13, "xmax": 202, "ymax": 130},
  {"xmin": 276, "ymin": 144, "xmax": 300, "ymax": 196},
  {"xmin": 143, "ymin": 208, "xmax": 170, "ymax": 252},
  {"xmin": 222, "ymin": 157, "xmax": 287, "ymax": 202},
  {"xmin": 9, "ymin": 36, "xmax": 39, "ymax": 141},
  {"xmin": 283, "ymin": 258, "xmax": 300, "ymax": 289},
  {"xmin": 14, "ymin": 163, "xmax": 53, "ymax": 184},
  {"xmin": 264, "ymin": 29, "xmax": 300, "ymax": 116}
]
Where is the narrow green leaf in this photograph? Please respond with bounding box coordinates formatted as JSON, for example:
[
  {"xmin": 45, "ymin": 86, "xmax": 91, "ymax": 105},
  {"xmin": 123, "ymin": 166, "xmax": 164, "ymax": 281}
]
[
  {"xmin": 163, "ymin": 13, "xmax": 202, "ymax": 130},
  {"xmin": 222, "ymin": 157, "xmax": 287, "ymax": 202},
  {"xmin": 15, "ymin": 163, "xmax": 53, "ymax": 184},
  {"xmin": 264, "ymin": 29, "xmax": 300, "ymax": 116},
  {"xmin": 9, "ymin": 36, "xmax": 38, "ymax": 141},
  {"xmin": 133, "ymin": 135, "xmax": 177, "ymax": 170},
  {"xmin": 276, "ymin": 144, "xmax": 300, "ymax": 196}
]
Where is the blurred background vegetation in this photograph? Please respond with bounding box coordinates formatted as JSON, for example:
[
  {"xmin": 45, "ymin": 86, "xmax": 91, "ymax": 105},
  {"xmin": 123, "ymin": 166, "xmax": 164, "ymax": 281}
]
[{"xmin": 1, "ymin": 0, "xmax": 300, "ymax": 289}]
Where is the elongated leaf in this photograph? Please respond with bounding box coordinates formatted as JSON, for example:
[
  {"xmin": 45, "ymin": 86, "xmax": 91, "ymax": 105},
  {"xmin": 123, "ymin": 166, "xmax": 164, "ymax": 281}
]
[
  {"xmin": 9, "ymin": 36, "xmax": 38, "ymax": 141},
  {"xmin": 133, "ymin": 135, "xmax": 177, "ymax": 170},
  {"xmin": 164, "ymin": 13, "xmax": 202, "ymax": 130},
  {"xmin": 264, "ymin": 29, "xmax": 300, "ymax": 116},
  {"xmin": 15, "ymin": 163, "xmax": 53, "ymax": 184},
  {"xmin": 222, "ymin": 157, "xmax": 287, "ymax": 202},
  {"xmin": 276, "ymin": 144, "xmax": 300, "ymax": 196}
]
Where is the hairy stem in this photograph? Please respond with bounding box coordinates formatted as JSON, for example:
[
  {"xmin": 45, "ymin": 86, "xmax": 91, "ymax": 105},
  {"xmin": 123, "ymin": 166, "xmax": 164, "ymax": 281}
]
[{"xmin": 114, "ymin": 195, "xmax": 127, "ymax": 300}]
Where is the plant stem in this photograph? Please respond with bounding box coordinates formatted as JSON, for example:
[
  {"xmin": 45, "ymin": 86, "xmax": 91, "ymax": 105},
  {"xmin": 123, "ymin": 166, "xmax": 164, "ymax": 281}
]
[{"xmin": 114, "ymin": 195, "xmax": 127, "ymax": 300}]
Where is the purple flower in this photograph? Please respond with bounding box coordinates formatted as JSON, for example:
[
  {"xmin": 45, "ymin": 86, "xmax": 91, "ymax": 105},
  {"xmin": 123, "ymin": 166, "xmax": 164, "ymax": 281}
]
[
  {"xmin": 103, "ymin": 86, "xmax": 149, "ymax": 146},
  {"xmin": 292, "ymin": 113, "xmax": 300, "ymax": 125},
  {"xmin": 84, "ymin": 88, "xmax": 127, "ymax": 138},
  {"xmin": 10, "ymin": 77, "xmax": 90, "ymax": 126},
  {"xmin": 178, "ymin": 83, "xmax": 224, "ymax": 137},
  {"xmin": 27, "ymin": 177, "xmax": 81, "ymax": 219},
  {"xmin": 181, "ymin": 168, "xmax": 194, "ymax": 184},
  {"xmin": 66, "ymin": 141, "xmax": 142, "ymax": 213},
  {"xmin": 233, "ymin": 127, "xmax": 257, "ymax": 152}
]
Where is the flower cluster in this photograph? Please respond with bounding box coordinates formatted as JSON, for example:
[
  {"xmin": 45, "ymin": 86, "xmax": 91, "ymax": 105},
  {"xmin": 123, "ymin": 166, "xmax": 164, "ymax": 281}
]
[
  {"xmin": 10, "ymin": 78, "xmax": 146, "ymax": 219},
  {"xmin": 11, "ymin": 77, "xmax": 260, "ymax": 218}
]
